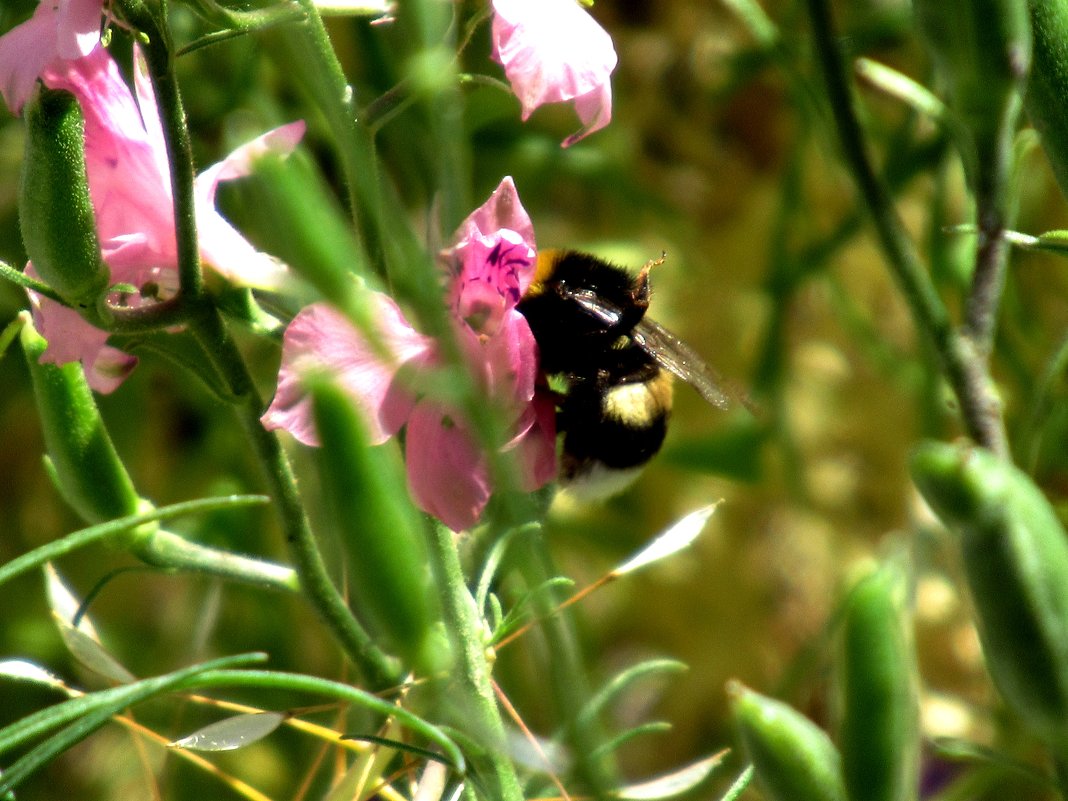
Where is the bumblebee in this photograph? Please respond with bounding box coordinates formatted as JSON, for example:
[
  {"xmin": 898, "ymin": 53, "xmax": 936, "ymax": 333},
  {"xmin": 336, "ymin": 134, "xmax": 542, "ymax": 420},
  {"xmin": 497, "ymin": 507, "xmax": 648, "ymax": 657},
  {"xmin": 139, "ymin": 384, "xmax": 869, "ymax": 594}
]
[{"xmin": 517, "ymin": 249, "xmax": 729, "ymax": 497}]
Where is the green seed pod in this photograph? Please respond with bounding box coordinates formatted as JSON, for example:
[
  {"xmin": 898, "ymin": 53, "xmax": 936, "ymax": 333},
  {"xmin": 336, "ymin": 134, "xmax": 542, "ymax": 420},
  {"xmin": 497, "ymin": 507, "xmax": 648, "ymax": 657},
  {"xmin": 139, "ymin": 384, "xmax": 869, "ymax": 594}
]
[
  {"xmin": 20, "ymin": 89, "xmax": 108, "ymax": 310},
  {"xmin": 20, "ymin": 316, "xmax": 140, "ymax": 524},
  {"xmin": 836, "ymin": 566, "xmax": 919, "ymax": 801},
  {"xmin": 910, "ymin": 441, "xmax": 1068, "ymax": 746},
  {"xmin": 309, "ymin": 375, "xmax": 447, "ymax": 676},
  {"xmin": 730, "ymin": 682, "xmax": 847, "ymax": 801},
  {"xmin": 1026, "ymin": 0, "xmax": 1068, "ymax": 199}
]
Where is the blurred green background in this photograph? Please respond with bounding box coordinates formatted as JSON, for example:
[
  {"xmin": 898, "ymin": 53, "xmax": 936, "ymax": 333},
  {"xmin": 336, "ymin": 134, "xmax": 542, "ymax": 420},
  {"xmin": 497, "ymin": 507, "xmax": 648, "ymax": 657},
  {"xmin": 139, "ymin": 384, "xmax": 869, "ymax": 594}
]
[{"xmin": 3, "ymin": 0, "xmax": 1068, "ymax": 798}]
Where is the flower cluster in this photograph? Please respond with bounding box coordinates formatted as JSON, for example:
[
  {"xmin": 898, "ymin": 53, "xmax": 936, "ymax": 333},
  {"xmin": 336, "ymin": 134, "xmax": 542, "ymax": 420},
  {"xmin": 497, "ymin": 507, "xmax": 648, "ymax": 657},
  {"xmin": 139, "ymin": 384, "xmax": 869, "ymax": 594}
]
[
  {"xmin": 1, "ymin": 0, "xmax": 620, "ymax": 529},
  {"xmin": 0, "ymin": 0, "xmax": 304, "ymax": 392},
  {"xmin": 263, "ymin": 178, "xmax": 557, "ymax": 531}
]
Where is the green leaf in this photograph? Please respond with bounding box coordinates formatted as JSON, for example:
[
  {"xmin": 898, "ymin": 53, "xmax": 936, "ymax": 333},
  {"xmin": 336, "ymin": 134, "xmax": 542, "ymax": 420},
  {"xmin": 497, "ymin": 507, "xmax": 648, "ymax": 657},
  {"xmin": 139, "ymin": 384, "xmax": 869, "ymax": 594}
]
[{"xmin": 578, "ymin": 659, "xmax": 688, "ymax": 731}]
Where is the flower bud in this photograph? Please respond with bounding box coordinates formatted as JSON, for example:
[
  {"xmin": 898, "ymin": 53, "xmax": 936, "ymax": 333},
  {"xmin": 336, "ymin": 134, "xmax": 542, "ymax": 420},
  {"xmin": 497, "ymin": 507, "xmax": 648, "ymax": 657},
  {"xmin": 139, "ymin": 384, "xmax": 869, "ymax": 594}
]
[
  {"xmin": 20, "ymin": 88, "xmax": 108, "ymax": 309},
  {"xmin": 309, "ymin": 375, "xmax": 448, "ymax": 676},
  {"xmin": 729, "ymin": 682, "xmax": 847, "ymax": 801},
  {"xmin": 910, "ymin": 441, "xmax": 1068, "ymax": 746},
  {"xmin": 836, "ymin": 565, "xmax": 919, "ymax": 801},
  {"xmin": 20, "ymin": 315, "xmax": 140, "ymax": 524}
]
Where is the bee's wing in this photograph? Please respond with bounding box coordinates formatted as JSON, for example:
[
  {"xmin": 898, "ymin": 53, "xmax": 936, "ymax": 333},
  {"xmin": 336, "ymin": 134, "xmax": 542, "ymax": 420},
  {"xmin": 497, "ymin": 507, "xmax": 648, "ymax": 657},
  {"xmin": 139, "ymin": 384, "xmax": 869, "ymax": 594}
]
[
  {"xmin": 568, "ymin": 289, "xmax": 731, "ymax": 410},
  {"xmin": 632, "ymin": 318, "xmax": 731, "ymax": 409}
]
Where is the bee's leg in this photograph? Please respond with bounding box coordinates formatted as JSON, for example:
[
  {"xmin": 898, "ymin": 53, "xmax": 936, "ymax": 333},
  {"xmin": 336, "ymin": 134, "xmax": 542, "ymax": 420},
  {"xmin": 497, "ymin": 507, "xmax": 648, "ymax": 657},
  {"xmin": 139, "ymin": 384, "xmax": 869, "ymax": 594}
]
[{"xmin": 633, "ymin": 251, "xmax": 666, "ymax": 309}]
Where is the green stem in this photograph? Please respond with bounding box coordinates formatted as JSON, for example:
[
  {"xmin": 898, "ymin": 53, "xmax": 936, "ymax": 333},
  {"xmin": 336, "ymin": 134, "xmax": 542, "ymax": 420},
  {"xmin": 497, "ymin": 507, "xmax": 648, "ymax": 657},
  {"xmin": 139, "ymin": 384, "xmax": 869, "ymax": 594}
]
[
  {"xmin": 964, "ymin": 109, "xmax": 1020, "ymax": 355},
  {"xmin": 273, "ymin": 0, "xmax": 386, "ymax": 267},
  {"xmin": 512, "ymin": 531, "xmax": 619, "ymax": 796},
  {"xmin": 187, "ymin": 304, "xmax": 400, "ymax": 689},
  {"xmin": 426, "ymin": 522, "xmax": 524, "ymax": 801},
  {"xmin": 113, "ymin": 0, "xmax": 203, "ymax": 300},
  {"xmin": 112, "ymin": 0, "xmax": 397, "ymax": 686},
  {"xmin": 804, "ymin": 0, "xmax": 1009, "ymax": 458}
]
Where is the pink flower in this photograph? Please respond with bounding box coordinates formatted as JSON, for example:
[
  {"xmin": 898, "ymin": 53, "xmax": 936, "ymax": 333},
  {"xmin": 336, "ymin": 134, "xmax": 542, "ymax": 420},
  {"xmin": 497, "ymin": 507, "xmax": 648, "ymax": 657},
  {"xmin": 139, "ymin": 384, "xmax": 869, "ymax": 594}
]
[
  {"xmin": 491, "ymin": 0, "xmax": 617, "ymax": 147},
  {"xmin": 12, "ymin": 43, "xmax": 304, "ymax": 392},
  {"xmin": 0, "ymin": 0, "xmax": 103, "ymax": 114},
  {"xmin": 262, "ymin": 178, "xmax": 558, "ymax": 531}
]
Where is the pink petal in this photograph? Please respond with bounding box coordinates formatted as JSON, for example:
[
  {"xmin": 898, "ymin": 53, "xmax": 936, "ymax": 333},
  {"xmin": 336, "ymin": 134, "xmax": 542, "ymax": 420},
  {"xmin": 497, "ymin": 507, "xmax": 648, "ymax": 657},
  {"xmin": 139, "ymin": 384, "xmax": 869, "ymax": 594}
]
[
  {"xmin": 55, "ymin": 0, "xmax": 104, "ymax": 60},
  {"xmin": 505, "ymin": 388, "xmax": 558, "ymax": 491},
  {"xmin": 261, "ymin": 297, "xmax": 435, "ymax": 446},
  {"xmin": 562, "ymin": 81, "xmax": 613, "ymax": 148},
  {"xmin": 28, "ymin": 290, "xmax": 137, "ymax": 395},
  {"xmin": 445, "ymin": 179, "xmax": 537, "ymax": 321},
  {"xmin": 130, "ymin": 45, "xmax": 173, "ymax": 191},
  {"xmin": 405, "ymin": 401, "xmax": 491, "ymax": 531},
  {"xmin": 491, "ymin": 0, "xmax": 616, "ymax": 146},
  {"xmin": 194, "ymin": 121, "xmax": 306, "ymax": 290},
  {"xmin": 480, "ymin": 309, "xmax": 538, "ymax": 410},
  {"xmin": 0, "ymin": 0, "xmax": 103, "ymax": 113},
  {"xmin": 195, "ymin": 212, "xmax": 292, "ymax": 291},
  {"xmin": 455, "ymin": 177, "xmax": 535, "ymax": 250},
  {"xmin": 449, "ymin": 232, "xmax": 535, "ymax": 335},
  {"xmin": 196, "ymin": 120, "xmax": 307, "ymax": 195},
  {"xmin": 43, "ymin": 46, "xmax": 175, "ymax": 251}
]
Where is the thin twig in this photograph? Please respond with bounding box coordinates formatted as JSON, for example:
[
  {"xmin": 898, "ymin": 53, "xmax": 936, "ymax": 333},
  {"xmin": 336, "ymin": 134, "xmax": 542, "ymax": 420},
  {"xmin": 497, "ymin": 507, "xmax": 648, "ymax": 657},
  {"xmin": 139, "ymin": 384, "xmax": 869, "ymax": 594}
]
[{"xmin": 804, "ymin": 0, "xmax": 1009, "ymax": 458}]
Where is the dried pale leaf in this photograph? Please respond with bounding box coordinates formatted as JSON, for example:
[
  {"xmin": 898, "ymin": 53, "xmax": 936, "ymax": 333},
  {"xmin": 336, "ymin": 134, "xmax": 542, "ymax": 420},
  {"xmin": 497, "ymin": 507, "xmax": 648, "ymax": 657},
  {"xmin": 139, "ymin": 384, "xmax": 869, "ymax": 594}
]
[
  {"xmin": 52, "ymin": 615, "xmax": 136, "ymax": 684},
  {"xmin": 0, "ymin": 659, "xmax": 67, "ymax": 690},
  {"xmin": 44, "ymin": 565, "xmax": 135, "ymax": 683},
  {"xmin": 615, "ymin": 752, "xmax": 727, "ymax": 800},
  {"xmin": 44, "ymin": 564, "xmax": 99, "ymax": 638},
  {"xmin": 413, "ymin": 761, "xmax": 450, "ymax": 801},
  {"xmin": 170, "ymin": 712, "xmax": 286, "ymax": 752},
  {"xmin": 613, "ymin": 504, "xmax": 721, "ymax": 576}
]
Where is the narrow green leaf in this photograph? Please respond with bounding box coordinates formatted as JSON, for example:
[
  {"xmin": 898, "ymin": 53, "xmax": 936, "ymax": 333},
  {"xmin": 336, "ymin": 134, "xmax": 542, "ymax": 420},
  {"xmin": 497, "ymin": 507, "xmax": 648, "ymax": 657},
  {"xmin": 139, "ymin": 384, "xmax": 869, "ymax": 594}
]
[
  {"xmin": 577, "ymin": 659, "xmax": 689, "ymax": 728},
  {"xmin": 0, "ymin": 653, "xmax": 268, "ymax": 792}
]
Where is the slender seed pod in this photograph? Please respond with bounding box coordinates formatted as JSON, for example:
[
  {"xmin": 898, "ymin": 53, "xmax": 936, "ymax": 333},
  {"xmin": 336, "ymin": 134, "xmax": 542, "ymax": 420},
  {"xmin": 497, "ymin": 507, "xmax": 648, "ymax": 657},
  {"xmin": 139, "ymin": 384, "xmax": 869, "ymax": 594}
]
[
  {"xmin": 836, "ymin": 566, "xmax": 919, "ymax": 801},
  {"xmin": 730, "ymin": 682, "xmax": 848, "ymax": 801},
  {"xmin": 20, "ymin": 89, "xmax": 108, "ymax": 309},
  {"xmin": 20, "ymin": 316, "xmax": 140, "ymax": 524},
  {"xmin": 910, "ymin": 441, "xmax": 1068, "ymax": 747},
  {"xmin": 309, "ymin": 375, "xmax": 448, "ymax": 676}
]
